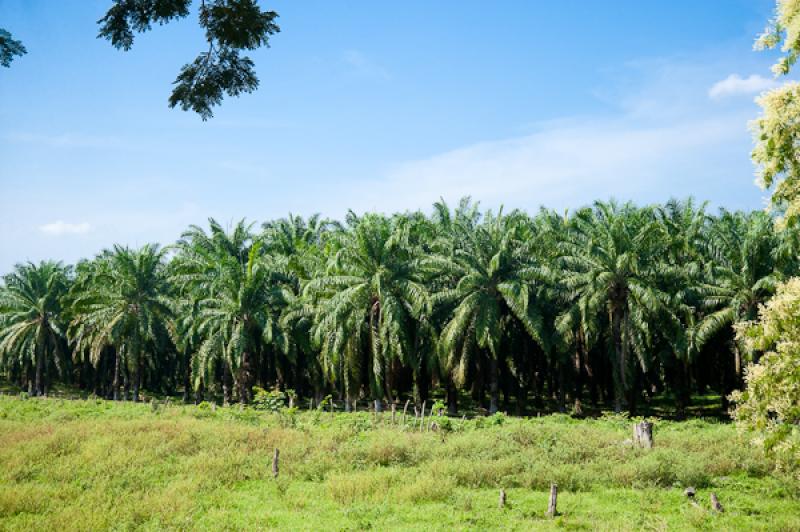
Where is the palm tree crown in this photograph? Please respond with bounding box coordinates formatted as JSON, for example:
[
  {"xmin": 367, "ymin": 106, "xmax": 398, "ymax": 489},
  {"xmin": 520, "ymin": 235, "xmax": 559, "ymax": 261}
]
[{"xmin": 0, "ymin": 261, "xmax": 71, "ymax": 395}]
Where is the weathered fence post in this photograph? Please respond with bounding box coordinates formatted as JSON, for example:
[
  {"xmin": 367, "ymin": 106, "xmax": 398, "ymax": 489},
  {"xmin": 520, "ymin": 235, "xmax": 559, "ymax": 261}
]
[
  {"xmin": 272, "ymin": 448, "xmax": 280, "ymax": 478},
  {"xmin": 633, "ymin": 421, "xmax": 654, "ymax": 448},
  {"xmin": 710, "ymin": 492, "xmax": 724, "ymax": 512},
  {"xmin": 402, "ymin": 399, "xmax": 410, "ymax": 426},
  {"xmin": 391, "ymin": 403, "xmax": 396, "ymax": 424},
  {"xmin": 547, "ymin": 483, "xmax": 558, "ymax": 517},
  {"xmin": 419, "ymin": 401, "xmax": 426, "ymax": 432},
  {"xmin": 684, "ymin": 487, "xmax": 701, "ymax": 509},
  {"xmin": 499, "ymin": 488, "xmax": 506, "ymax": 508}
]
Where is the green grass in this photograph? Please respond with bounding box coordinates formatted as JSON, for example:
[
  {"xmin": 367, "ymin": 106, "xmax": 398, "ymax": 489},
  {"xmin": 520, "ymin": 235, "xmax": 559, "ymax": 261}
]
[{"xmin": 0, "ymin": 396, "xmax": 797, "ymax": 531}]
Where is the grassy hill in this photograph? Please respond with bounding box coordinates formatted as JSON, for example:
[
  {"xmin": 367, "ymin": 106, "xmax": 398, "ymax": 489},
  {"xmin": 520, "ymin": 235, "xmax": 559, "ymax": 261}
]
[{"xmin": 0, "ymin": 396, "xmax": 797, "ymax": 531}]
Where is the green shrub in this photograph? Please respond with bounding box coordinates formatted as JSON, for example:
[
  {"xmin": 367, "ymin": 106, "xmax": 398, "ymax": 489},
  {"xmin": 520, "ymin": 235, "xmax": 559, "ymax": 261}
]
[{"xmin": 252, "ymin": 387, "xmax": 287, "ymax": 412}]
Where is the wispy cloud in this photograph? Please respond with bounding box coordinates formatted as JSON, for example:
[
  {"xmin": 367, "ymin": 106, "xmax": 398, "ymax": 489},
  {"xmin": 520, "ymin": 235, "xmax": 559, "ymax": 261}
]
[
  {"xmin": 39, "ymin": 221, "xmax": 91, "ymax": 236},
  {"xmin": 708, "ymin": 74, "xmax": 778, "ymax": 99},
  {"xmin": 330, "ymin": 59, "xmax": 763, "ymax": 215},
  {"xmin": 342, "ymin": 50, "xmax": 390, "ymax": 80},
  {"xmin": 344, "ymin": 115, "xmax": 750, "ymax": 214}
]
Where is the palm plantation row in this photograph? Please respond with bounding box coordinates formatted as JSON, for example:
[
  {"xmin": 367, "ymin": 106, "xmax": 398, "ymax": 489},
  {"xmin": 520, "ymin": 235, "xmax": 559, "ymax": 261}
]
[{"xmin": 1, "ymin": 198, "xmax": 796, "ymax": 416}]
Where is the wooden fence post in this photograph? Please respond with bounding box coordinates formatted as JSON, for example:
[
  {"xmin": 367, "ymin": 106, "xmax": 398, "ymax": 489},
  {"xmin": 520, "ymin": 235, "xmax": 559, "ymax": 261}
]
[
  {"xmin": 419, "ymin": 401, "xmax": 426, "ymax": 431},
  {"xmin": 633, "ymin": 421, "xmax": 654, "ymax": 448},
  {"xmin": 547, "ymin": 483, "xmax": 558, "ymax": 517},
  {"xmin": 272, "ymin": 448, "xmax": 280, "ymax": 478},
  {"xmin": 710, "ymin": 492, "xmax": 724, "ymax": 512},
  {"xmin": 391, "ymin": 403, "xmax": 396, "ymax": 424},
  {"xmin": 684, "ymin": 487, "xmax": 701, "ymax": 509},
  {"xmin": 499, "ymin": 488, "xmax": 506, "ymax": 508}
]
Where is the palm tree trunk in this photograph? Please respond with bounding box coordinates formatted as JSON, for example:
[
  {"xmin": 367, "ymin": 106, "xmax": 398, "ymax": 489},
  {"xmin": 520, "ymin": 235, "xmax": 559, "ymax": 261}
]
[
  {"xmin": 557, "ymin": 356, "xmax": 567, "ymax": 413},
  {"xmin": 239, "ymin": 351, "xmax": 252, "ymax": 404},
  {"xmin": 676, "ymin": 357, "xmax": 690, "ymax": 418},
  {"xmin": 183, "ymin": 351, "xmax": 191, "ymax": 403},
  {"xmin": 34, "ymin": 348, "xmax": 44, "ymax": 397},
  {"xmin": 384, "ymin": 362, "xmax": 393, "ymax": 407},
  {"xmin": 573, "ymin": 339, "xmax": 584, "ymax": 415},
  {"xmin": 489, "ymin": 355, "xmax": 499, "ymax": 414},
  {"xmin": 413, "ymin": 364, "xmax": 428, "ymax": 408},
  {"xmin": 195, "ymin": 378, "xmax": 205, "ymax": 404},
  {"xmin": 92, "ymin": 356, "xmax": 102, "ymax": 397},
  {"xmin": 471, "ymin": 371, "xmax": 483, "ymax": 404},
  {"xmin": 611, "ymin": 306, "xmax": 627, "ymax": 413},
  {"xmin": 123, "ymin": 368, "xmax": 130, "ymax": 401},
  {"xmin": 132, "ymin": 356, "xmax": 141, "ymax": 403},
  {"xmin": 368, "ymin": 302, "xmax": 385, "ymax": 410},
  {"xmin": 343, "ymin": 371, "xmax": 351, "ymax": 412},
  {"xmin": 222, "ymin": 361, "xmax": 233, "ymax": 405},
  {"xmin": 499, "ymin": 359, "xmax": 512, "ymax": 412},
  {"xmin": 112, "ymin": 350, "xmax": 121, "ymax": 401},
  {"xmin": 446, "ymin": 378, "xmax": 458, "ymax": 415}
]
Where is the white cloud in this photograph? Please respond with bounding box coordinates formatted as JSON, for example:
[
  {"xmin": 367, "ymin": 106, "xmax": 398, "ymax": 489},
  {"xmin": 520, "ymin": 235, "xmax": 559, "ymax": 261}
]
[
  {"xmin": 339, "ymin": 115, "xmax": 752, "ymax": 215},
  {"xmin": 708, "ymin": 74, "xmax": 778, "ymax": 99},
  {"xmin": 326, "ymin": 59, "xmax": 764, "ymax": 216},
  {"xmin": 39, "ymin": 221, "xmax": 91, "ymax": 236}
]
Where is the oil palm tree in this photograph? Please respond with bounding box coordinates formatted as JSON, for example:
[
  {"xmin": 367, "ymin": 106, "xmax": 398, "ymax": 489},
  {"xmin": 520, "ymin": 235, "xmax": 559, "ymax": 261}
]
[
  {"xmin": 694, "ymin": 210, "xmax": 787, "ymax": 383},
  {"xmin": 171, "ymin": 218, "xmax": 254, "ymax": 403},
  {"xmin": 0, "ymin": 261, "xmax": 71, "ymax": 395},
  {"xmin": 435, "ymin": 209, "xmax": 548, "ymax": 414},
  {"xmin": 424, "ymin": 197, "xmax": 483, "ymax": 412},
  {"xmin": 263, "ymin": 214, "xmax": 334, "ymax": 401},
  {"xmin": 654, "ymin": 198, "xmax": 709, "ymax": 414},
  {"xmin": 190, "ymin": 243, "xmax": 289, "ymax": 404},
  {"xmin": 559, "ymin": 201, "xmax": 674, "ymax": 413},
  {"xmin": 68, "ymin": 245, "xmax": 171, "ymax": 401},
  {"xmin": 261, "ymin": 213, "xmax": 335, "ymax": 259},
  {"xmin": 307, "ymin": 213, "xmax": 429, "ymax": 411},
  {"xmin": 172, "ymin": 218, "xmax": 291, "ymax": 403}
]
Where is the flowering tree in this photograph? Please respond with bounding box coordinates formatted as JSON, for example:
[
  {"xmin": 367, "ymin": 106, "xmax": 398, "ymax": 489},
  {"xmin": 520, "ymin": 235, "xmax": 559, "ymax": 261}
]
[
  {"xmin": 752, "ymin": 1, "xmax": 800, "ymax": 226},
  {"xmin": 732, "ymin": 278, "xmax": 800, "ymax": 476}
]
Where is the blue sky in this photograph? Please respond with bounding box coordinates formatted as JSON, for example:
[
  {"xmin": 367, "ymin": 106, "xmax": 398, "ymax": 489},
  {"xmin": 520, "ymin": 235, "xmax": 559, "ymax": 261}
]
[{"xmin": 0, "ymin": 0, "xmax": 787, "ymax": 273}]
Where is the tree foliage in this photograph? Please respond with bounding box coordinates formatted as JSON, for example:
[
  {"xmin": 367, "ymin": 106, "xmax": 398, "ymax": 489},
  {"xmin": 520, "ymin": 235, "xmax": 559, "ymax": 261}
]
[
  {"xmin": 97, "ymin": 0, "xmax": 279, "ymax": 119},
  {"xmin": 0, "ymin": 28, "xmax": 26, "ymax": 68},
  {"xmin": 752, "ymin": 0, "xmax": 800, "ymax": 226},
  {"xmin": 0, "ymin": 262, "xmax": 70, "ymax": 395},
  {"xmin": 0, "ymin": 199, "xmax": 795, "ymax": 440},
  {"xmin": 67, "ymin": 245, "xmax": 172, "ymax": 401},
  {"xmin": 732, "ymin": 278, "xmax": 800, "ymax": 476}
]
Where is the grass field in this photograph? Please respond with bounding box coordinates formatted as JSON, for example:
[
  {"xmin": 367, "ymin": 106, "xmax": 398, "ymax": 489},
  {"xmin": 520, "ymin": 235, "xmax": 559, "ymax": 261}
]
[{"xmin": 0, "ymin": 395, "xmax": 798, "ymax": 531}]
